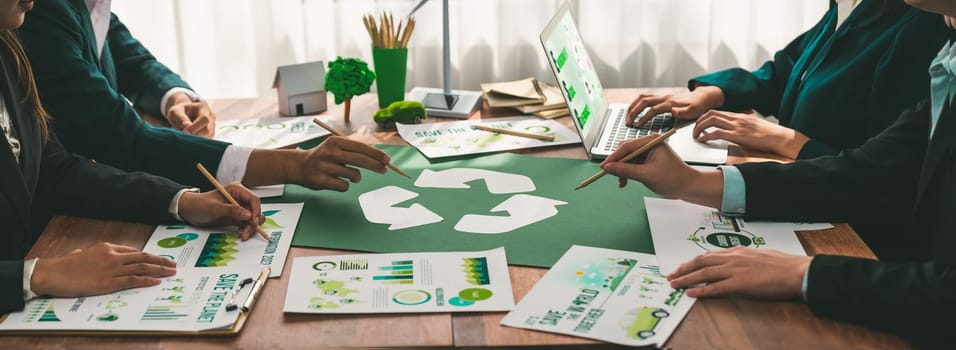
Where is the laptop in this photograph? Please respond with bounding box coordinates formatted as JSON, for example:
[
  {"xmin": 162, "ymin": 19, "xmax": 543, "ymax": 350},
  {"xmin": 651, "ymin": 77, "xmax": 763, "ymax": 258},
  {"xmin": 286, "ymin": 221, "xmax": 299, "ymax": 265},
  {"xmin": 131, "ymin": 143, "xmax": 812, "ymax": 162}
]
[{"xmin": 540, "ymin": 2, "xmax": 728, "ymax": 164}]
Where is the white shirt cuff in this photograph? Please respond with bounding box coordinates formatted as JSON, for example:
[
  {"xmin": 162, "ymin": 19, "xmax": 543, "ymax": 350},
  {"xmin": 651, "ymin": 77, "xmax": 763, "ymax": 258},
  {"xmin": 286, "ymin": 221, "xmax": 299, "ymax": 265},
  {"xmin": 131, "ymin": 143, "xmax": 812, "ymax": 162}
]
[
  {"xmin": 160, "ymin": 87, "xmax": 203, "ymax": 117},
  {"xmin": 217, "ymin": 145, "xmax": 255, "ymax": 185},
  {"xmin": 718, "ymin": 165, "xmax": 747, "ymax": 215},
  {"xmin": 23, "ymin": 258, "xmax": 38, "ymax": 300},
  {"xmin": 169, "ymin": 188, "xmax": 200, "ymax": 221},
  {"xmin": 801, "ymin": 263, "xmax": 811, "ymax": 301}
]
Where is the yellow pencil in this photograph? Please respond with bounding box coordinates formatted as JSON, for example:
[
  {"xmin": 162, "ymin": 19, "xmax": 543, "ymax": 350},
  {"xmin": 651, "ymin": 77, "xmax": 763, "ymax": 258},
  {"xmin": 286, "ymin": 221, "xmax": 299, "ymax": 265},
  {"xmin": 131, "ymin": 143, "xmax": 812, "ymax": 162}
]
[
  {"xmin": 575, "ymin": 128, "xmax": 677, "ymax": 190},
  {"xmin": 196, "ymin": 163, "xmax": 272, "ymax": 241},
  {"xmin": 472, "ymin": 124, "xmax": 556, "ymax": 142},
  {"xmin": 312, "ymin": 118, "xmax": 411, "ymax": 178}
]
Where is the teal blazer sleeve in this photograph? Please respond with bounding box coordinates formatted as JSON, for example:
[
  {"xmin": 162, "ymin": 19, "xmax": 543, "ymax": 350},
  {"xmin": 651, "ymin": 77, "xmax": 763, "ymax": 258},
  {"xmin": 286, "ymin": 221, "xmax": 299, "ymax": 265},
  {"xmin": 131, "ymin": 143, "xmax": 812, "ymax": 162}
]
[
  {"xmin": 18, "ymin": 0, "xmax": 228, "ymax": 189},
  {"xmin": 806, "ymin": 255, "xmax": 956, "ymax": 347},
  {"xmin": 689, "ymin": 8, "xmax": 829, "ymax": 118},
  {"xmin": 106, "ymin": 13, "xmax": 189, "ymax": 118},
  {"xmin": 691, "ymin": 3, "xmax": 950, "ymax": 159}
]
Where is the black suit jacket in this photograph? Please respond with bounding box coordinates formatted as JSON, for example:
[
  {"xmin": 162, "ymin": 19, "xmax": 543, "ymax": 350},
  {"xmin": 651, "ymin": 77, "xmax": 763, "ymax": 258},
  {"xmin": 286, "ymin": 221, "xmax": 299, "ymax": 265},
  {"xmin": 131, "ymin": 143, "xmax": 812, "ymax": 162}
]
[
  {"xmin": 18, "ymin": 0, "xmax": 229, "ymax": 189},
  {"xmin": 0, "ymin": 45, "xmax": 186, "ymax": 314},
  {"xmin": 736, "ymin": 99, "xmax": 956, "ymax": 345}
]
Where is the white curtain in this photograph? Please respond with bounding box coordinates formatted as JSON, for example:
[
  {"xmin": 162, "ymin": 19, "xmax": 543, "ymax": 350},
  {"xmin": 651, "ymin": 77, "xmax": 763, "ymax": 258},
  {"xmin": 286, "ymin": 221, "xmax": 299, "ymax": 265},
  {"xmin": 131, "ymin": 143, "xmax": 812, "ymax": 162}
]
[{"xmin": 112, "ymin": 0, "xmax": 827, "ymax": 99}]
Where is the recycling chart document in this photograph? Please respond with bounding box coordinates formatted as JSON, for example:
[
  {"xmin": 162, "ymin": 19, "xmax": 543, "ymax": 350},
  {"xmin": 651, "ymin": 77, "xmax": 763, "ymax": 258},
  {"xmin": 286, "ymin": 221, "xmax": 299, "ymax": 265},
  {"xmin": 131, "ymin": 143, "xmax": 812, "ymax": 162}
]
[
  {"xmin": 283, "ymin": 247, "xmax": 514, "ymax": 313},
  {"xmin": 143, "ymin": 203, "xmax": 303, "ymax": 278},
  {"xmin": 0, "ymin": 265, "xmax": 262, "ymax": 332},
  {"xmin": 501, "ymin": 245, "xmax": 695, "ymax": 347},
  {"xmin": 396, "ymin": 116, "xmax": 580, "ymax": 159},
  {"xmin": 644, "ymin": 198, "xmax": 806, "ymax": 274},
  {"xmin": 214, "ymin": 116, "xmax": 331, "ymax": 149}
]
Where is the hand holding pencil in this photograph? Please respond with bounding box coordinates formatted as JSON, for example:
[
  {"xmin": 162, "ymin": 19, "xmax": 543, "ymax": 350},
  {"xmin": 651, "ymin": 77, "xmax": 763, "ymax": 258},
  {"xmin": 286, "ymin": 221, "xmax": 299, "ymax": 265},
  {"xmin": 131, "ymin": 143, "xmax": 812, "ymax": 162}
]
[
  {"xmin": 313, "ymin": 118, "xmax": 411, "ymax": 178},
  {"xmin": 181, "ymin": 164, "xmax": 268, "ymax": 241},
  {"xmin": 579, "ymin": 128, "xmax": 679, "ymax": 190}
]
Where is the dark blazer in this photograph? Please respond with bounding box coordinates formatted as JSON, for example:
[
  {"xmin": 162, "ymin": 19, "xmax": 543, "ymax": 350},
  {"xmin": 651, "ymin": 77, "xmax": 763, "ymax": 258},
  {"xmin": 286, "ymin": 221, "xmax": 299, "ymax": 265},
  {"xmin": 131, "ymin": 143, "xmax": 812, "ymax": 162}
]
[
  {"xmin": 0, "ymin": 46, "xmax": 187, "ymax": 313},
  {"xmin": 18, "ymin": 0, "xmax": 229, "ymax": 189},
  {"xmin": 736, "ymin": 99, "xmax": 956, "ymax": 345},
  {"xmin": 692, "ymin": 2, "xmax": 951, "ymax": 159}
]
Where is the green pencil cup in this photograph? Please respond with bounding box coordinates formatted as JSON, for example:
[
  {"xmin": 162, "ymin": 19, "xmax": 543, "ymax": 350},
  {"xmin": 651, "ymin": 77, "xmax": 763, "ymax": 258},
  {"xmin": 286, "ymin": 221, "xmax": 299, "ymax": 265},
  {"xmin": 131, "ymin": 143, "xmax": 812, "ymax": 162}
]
[{"xmin": 372, "ymin": 47, "xmax": 408, "ymax": 108}]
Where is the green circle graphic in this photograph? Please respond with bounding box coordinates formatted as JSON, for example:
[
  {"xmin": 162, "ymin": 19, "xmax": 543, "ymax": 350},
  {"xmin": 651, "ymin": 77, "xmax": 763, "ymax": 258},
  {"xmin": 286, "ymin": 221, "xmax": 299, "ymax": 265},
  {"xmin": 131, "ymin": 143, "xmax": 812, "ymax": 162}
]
[
  {"xmin": 705, "ymin": 232, "xmax": 753, "ymax": 248},
  {"xmin": 157, "ymin": 237, "xmax": 187, "ymax": 248},
  {"xmin": 177, "ymin": 232, "xmax": 199, "ymax": 241},
  {"xmin": 458, "ymin": 288, "xmax": 493, "ymax": 301},
  {"xmin": 524, "ymin": 125, "xmax": 551, "ymax": 133}
]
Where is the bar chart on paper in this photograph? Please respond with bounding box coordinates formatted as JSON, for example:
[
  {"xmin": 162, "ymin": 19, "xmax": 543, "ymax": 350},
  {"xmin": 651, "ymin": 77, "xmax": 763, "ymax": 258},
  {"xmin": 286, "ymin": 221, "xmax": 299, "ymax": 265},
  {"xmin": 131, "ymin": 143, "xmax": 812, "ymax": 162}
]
[{"xmin": 374, "ymin": 260, "xmax": 414, "ymax": 285}]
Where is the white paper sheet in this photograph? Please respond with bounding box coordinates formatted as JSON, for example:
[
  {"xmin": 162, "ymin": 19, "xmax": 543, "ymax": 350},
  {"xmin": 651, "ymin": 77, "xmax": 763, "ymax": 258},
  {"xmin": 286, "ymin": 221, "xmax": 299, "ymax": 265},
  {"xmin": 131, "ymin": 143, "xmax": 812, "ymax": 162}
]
[
  {"xmin": 501, "ymin": 245, "xmax": 695, "ymax": 347},
  {"xmin": 214, "ymin": 116, "xmax": 331, "ymax": 149},
  {"xmin": 143, "ymin": 203, "xmax": 303, "ymax": 277},
  {"xmin": 0, "ymin": 266, "xmax": 263, "ymax": 332},
  {"xmin": 644, "ymin": 198, "xmax": 806, "ymax": 275},
  {"xmin": 249, "ymin": 184, "xmax": 284, "ymax": 198},
  {"xmin": 397, "ymin": 116, "xmax": 581, "ymax": 159},
  {"xmin": 283, "ymin": 247, "xmax": 515, "ymax": 313}
]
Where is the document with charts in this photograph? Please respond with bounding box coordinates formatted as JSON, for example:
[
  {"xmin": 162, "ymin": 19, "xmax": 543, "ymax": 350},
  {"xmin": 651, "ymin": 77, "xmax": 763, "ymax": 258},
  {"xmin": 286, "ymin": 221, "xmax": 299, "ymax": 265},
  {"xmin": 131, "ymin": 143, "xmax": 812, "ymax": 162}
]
[
  {"xmin": 143, "ymin": 203, "xmax": 303, "ymax": 278},
  {"xmin": 214, "ymin": 116, "xmax": 331, "ymax": 149},
  {"xmin": 397, "ymin": 116, "xmax": 580, "ymax": 159},
  {"xmin": 0, "ymin": 265, "xmax": 263, "ymax": 333},
  {"xmin": 500, "ymin": 245, "xmax": 695, "ymax": 347},
  {"xmin": 283, "ymin": 247, "xmax": 514, "ymax": 313},
  {"xmin": 644, "ymin": 197, "xmax": 806, "ymax": 275}
]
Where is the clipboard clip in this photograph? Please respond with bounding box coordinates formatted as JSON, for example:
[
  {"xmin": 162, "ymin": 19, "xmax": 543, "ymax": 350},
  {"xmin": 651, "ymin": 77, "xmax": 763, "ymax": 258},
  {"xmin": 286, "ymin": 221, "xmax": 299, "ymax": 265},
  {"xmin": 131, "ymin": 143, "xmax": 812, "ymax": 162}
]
[{"xmin": 225, "ymin": 267, "xmax": 270, "ymax": 312}]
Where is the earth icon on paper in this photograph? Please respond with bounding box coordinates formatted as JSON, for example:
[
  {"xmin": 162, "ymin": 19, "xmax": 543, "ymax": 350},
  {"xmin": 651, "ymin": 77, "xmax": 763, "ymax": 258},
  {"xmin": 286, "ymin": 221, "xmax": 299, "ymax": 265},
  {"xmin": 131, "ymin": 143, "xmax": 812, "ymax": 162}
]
[{"xmin": 357, "ymin": 168, "xmax": 567, "ymax": 234}]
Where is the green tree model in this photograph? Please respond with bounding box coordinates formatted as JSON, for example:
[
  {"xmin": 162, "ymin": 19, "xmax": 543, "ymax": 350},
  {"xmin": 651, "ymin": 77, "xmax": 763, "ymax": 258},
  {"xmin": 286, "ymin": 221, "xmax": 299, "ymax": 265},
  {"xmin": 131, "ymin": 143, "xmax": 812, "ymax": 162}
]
[{"xmin": 324, "ymin": 57, "xmax": 376, "ymax": 122}]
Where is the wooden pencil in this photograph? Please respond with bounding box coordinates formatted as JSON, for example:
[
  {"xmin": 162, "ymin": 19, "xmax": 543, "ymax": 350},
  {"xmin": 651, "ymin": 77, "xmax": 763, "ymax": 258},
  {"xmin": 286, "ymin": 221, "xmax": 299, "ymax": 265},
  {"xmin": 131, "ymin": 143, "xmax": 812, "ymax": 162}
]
[
  {"xmin": 575, "ymin": 128, "xmax": 678, "ymax": 190},
  {"xmin": 312, "ymin": 118, "xmax": 411, "ymax": 178},
  {"xmin": 401, "ymin": 17, "xmax": 415, "ymax": 48},
  {"xmin": 472, "ymin": 124, "xmax": 556, "ymax": 142},
  {"xmin": 195, "ymin": 163, "xmax": 272, "ymax": 241}
]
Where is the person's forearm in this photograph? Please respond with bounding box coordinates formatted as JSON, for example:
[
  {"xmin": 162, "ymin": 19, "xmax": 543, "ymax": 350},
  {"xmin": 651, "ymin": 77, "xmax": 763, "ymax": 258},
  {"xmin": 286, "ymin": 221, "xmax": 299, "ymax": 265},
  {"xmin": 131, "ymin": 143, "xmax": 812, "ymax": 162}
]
[
  {"xmin": 692, "ymin": 85, "xmax": 725, "ymax": 110},
  {"xmin": 243, "ymin": 149, "xmax": 306, "ymax": 187},
  {"xmin": 679, "ymin": 169, "xmax": 724, "ymax": 210}
]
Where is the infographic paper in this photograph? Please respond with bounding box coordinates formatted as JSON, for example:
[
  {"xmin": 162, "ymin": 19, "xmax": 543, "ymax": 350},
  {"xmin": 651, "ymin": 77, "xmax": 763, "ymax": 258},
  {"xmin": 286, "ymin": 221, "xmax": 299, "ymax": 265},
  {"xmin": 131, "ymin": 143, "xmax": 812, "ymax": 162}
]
[
  {"xmin": 397, "ymin": 116, "xmax": 580, "ymax": 159},
  {"xmin": 501, "ymin": 245, "xmax": 695, "ymax": 347},
  {"xmin": 143, "ymin": 203, "xmax": 303, "ymax": 277},
  {"xmin": 644, "ymin": 197, "xmax": 806, "ymax": 275},
  {"xmin": 0, "ymin": 266, "xmax": 262, "ymax": 332},
  {"xmin": 283, "ymin": 247, "xmax": 514, "ymax": 313},
  {"xmin": 214, "ymin": 116, "xmax": 331, "ymax": 149}
]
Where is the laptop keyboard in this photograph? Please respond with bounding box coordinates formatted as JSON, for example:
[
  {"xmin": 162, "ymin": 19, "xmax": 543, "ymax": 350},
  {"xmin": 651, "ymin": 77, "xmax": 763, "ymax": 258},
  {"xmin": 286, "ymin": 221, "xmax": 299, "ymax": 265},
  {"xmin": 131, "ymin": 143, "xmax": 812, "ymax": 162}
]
[{"xmin": 603, "ymin": 110, "xmax": 675, "ymax": 152}]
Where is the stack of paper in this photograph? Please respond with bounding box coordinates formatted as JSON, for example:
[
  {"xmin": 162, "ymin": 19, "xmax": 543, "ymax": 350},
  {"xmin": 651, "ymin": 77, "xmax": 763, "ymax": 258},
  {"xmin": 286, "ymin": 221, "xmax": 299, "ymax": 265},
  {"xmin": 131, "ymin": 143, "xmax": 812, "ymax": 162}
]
[{"xmin": 481, "ymin": 78, "xmax": 569, "ymax": 119}]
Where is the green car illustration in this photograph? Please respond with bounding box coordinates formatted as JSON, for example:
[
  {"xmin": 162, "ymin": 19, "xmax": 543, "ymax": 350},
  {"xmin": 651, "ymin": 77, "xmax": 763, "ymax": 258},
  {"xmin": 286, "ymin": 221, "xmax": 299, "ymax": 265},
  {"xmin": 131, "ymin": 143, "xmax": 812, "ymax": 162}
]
[{"xmin": 622, "ymin": 306, "xmax": 670, "ymax": 340}]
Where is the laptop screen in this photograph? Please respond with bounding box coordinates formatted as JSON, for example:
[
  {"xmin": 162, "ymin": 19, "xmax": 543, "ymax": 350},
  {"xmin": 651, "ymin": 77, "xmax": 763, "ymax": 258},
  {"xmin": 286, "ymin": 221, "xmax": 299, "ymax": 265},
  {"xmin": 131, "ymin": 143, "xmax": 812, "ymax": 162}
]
[{"xmin": 540, "ymin": 3, "xmax": 607, "ymax": 149}]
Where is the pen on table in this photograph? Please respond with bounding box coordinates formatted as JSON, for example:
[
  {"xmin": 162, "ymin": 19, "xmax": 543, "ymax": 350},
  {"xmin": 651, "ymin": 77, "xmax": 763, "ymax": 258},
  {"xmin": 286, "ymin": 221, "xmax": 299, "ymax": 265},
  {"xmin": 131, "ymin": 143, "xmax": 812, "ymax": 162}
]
[
  {"xmin": 195, "ymin": 163, "xmax": 272, "ymax": 241},
  {"xmin": 472, "ymin": 124, "xmax": 556, "ymax": 142},
  {"xmin": 225, "ymin": 277, "xmax": 254, "ymax": 312},
  {"xmin": 575, "ymin": 127, "xmax": 677, "ymax": 190},
  {"xmin": 242, "ymin": 268, "xmax": 270, "ymax": 312},
  {"xmin": 311, "ymin": 118, "xmax": 411, "ymax": 178}
]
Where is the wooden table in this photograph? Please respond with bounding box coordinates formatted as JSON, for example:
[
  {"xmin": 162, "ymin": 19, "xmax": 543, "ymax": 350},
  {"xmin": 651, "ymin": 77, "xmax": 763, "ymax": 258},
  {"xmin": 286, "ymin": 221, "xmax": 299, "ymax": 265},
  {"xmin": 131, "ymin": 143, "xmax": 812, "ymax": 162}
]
[{"xmin": 4, "ymin": 89, "xmax": 912, "ymax": 349}]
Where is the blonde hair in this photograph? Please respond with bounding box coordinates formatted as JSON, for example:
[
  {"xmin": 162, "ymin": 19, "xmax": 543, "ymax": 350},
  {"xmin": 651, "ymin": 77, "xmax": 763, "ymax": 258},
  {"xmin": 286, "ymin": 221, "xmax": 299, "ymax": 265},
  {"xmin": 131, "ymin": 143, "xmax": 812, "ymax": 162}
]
[{"xmin": 0, "ymin": 30, "xmax": 49, "ymax": 140}]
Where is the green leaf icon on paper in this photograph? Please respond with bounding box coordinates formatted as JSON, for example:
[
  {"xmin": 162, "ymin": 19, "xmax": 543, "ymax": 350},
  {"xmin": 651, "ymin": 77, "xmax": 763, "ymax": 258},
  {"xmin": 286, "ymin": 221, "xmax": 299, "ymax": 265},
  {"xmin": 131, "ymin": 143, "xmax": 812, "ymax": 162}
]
[{"xmin": 261, "ymin": 210, "xmax": 282, "ymax": 229}]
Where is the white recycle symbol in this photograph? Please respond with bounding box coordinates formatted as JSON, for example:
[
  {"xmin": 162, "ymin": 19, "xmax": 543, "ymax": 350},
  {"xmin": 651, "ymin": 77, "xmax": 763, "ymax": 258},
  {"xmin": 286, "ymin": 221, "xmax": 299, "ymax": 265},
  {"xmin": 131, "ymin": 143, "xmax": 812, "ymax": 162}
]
[{"xmin": 357, "ymin": 168, "xmax": 567, "ymax": 234}]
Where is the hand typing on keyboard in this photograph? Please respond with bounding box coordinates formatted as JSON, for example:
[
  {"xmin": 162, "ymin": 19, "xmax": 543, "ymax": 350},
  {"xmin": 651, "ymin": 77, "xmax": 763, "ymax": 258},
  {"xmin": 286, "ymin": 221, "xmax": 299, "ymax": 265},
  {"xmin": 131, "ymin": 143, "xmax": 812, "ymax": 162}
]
[
  {"xmin": 605, "ymin": 113, "xmax": 676, "ymax": 152},
  {"xmin": 626, "ymin": 86, "xmax": 726, "ymax": 128},
  {"xmin": 693, "ymin": 110, "xmax": 809, "ymax": 159}
]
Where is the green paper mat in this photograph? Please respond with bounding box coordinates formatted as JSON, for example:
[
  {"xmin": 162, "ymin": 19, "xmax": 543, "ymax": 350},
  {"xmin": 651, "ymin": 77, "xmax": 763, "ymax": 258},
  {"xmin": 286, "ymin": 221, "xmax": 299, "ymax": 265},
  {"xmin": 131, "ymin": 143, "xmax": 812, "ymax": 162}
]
[{"xmin": 269, "ymin": 144, "xmax": 658, "ymax": 268}]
